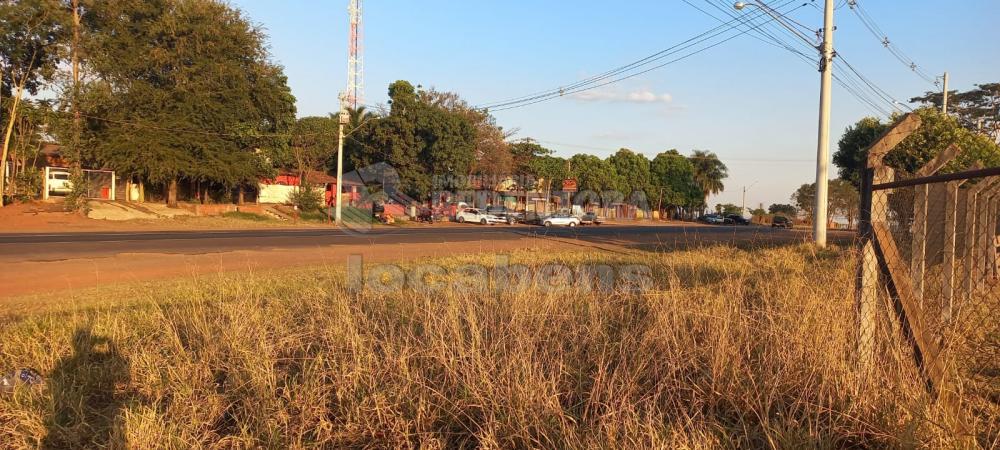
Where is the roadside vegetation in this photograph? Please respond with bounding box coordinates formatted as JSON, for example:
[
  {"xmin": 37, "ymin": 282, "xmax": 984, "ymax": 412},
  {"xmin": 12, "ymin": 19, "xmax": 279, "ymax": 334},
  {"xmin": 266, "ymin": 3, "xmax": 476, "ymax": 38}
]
[
  {"xmin": 219, "ymin": 211, "xmax": 271, "ymax": 222},
  {"xmin": 1, "ymin": 245, "xmax": 994, "ymax": 448}
]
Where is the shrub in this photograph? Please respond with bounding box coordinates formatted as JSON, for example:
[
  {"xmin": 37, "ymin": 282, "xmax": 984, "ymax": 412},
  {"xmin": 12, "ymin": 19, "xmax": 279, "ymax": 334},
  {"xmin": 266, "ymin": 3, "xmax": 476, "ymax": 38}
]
[
  {"xmin": 64, "ymin": 169, "xmax": 91, "ymax": 212},
  {"xmin": 12, "ymin": 169, "xmax": 42, "ymax": 202},
  {"xmin": 288, "ymin": 185, "xmax": 322, "ymax": 212}
]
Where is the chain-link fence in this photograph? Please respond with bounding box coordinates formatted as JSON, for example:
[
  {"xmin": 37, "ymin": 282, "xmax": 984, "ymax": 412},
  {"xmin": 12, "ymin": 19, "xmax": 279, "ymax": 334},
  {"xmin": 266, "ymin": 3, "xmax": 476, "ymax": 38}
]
[{"xmin": 856, "ymin": 114, "xmax": 1000, "ymax": 445}]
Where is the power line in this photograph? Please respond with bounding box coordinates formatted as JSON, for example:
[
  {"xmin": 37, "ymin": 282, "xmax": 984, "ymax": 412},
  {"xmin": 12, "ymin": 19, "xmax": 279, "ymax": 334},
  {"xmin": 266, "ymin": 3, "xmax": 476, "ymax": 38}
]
[
  {"xmin": 694, "ymin": 0, "xmax": 902, "ymax": 117},
  {"xmin": 491, "ymin": 3, "xmax": 813, "ymax": 112},
  {"xmin": 67, "ymin": 110, "xmax": 376, "ymax": 139},
  {"xmin": 846, "ymin": 0, "xmax": 937, "ymax": 85},
  {"xmin": 531, "ymin": 139, "xmax": 814, "ymax": 162},
  {"xmin": 476, "ymin": 0, "xmax": 803, "ymax": 111}
]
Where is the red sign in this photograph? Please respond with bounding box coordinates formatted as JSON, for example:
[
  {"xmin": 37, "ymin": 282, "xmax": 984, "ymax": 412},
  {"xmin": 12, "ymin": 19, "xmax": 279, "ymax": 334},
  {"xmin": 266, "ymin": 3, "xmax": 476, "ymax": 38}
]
[{"xmin": 562, "ymin": 179, "xmax": 578, "ymax": 192}]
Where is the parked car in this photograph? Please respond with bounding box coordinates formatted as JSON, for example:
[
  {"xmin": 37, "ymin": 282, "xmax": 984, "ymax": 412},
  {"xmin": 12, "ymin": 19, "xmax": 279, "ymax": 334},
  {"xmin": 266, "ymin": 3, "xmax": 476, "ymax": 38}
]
[
  {"xmin": 485, "ymin": 206, "xmax": 522, "ymax": 225},
  {"xmin": 772, "ymin": 215, "xmax": 794, "ymax": 228},
  {"xmin": 579, "ymin": 212, "xmax": 603, "ymax": 225},
  {"xmin": 47, "ymin": 169, "xmax": 73, "ymax": 195},
  {"xmin": 724, "ymin": 214, "xmax": 751, "ymax": 225},
  {"xmin": 698, "ymin": 214, "xmax": 725, "ymax": 225},
  {"xmin": 541, "ymin": 213, "xmax": 580, "ymax": 227},
  {"xmin": 456, "ymin": 208, "xmax": 504, "ymax": 225}
]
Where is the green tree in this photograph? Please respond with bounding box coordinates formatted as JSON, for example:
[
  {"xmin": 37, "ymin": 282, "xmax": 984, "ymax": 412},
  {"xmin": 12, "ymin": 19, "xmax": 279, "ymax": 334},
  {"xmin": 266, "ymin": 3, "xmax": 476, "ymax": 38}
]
[
  {"xmin": 791, "ymin": 179, "xmax": 859, "ymax": 227},
  {"xmin": 715, "ymin": 203, "xmax": 741, "ymax": 215},
  {"xmin": 606, "ymin": 148, "xmax": 649, "ymax": 198},
  {"xmin": 649, "ymin": 149, "xmax": 701, "ymax": 216},
  {"xmin": 791, "ymin": 183, "xmax": 815, "ymax": 220},
  {"xmin": 568, "ymin": 153, "xmax": 616, "ymax": 197},
  {"xmin": 76, "ymin": 0, "xmax": 296, "ymax": 207},
  {"xmin": 832, "ymin": 116, "xmax": 887, "ymax": 187},
  {"xmin": 833, "ymin": 108, "xmax": 1000, "ymax": 189},
  {"xmin": 291, "ymin": 115, "xmax": 339, "ymax": 185},
  {"xmin": 509, "ymin": 138, "xmax": 552, "ymax": 181},
  {"xmin": 828, "ymin": 179, "xmax": 859, "ymax": 229},
  {"xmin": 768, "ymin": 203, "xmax": 798, "ymax": 217},
  {"xmin": 689, "ymin": 150, "xmax": 728, "ymax": 211},
  {"xmin": 352, "ymin": 81, "xmax": 478, "ymax": 200},
  {"xmin": 911, "ymin": 82, "xmax": 999, "ymax": 142},
  {"xmin": 1, "ymin": 0, "xmax": 67, "ymax": 204},
  {"xmin": 529, "ymin": 154, "xmax": 568, "ymax": 191}
]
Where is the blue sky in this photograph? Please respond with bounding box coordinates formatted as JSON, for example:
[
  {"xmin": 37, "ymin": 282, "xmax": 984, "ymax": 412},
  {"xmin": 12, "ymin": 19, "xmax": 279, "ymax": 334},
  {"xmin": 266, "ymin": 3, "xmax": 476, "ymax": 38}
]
[{"xmin": 231, "ymin": 0, "xmax": 998, "ymax": 208}]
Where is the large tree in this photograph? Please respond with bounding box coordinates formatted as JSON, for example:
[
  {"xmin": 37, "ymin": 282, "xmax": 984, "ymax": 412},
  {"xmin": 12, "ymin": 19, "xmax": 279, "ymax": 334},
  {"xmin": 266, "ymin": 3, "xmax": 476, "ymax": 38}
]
[
  {"xmin": 509, "ymin": 139, "xmax": 551, "ymax": 177},
  {"xmin": 768, "ymin": 203, "xmax": 798, "ymax": 217},
  {"xmin": 568, "ymin": 154, "xmax": 616, "ymax": 198},
  {"xmin": 911, "ymin": 82, "xmax": 999, "ymax": 142},
  {"xmin": 352, "ymin": 81, "xmax": 478, "ymax": 200},
  {"xmin": 420, "ymin": 88, "xmax": 513, "ymax": 178},
  {"xmin": 290, "ymin": 115, "xmax": 339, "ymax": 186},
  {"xmin": 75, "ymin": 0, "xmax": 296, "ymax": 206},
  {"xmin": 606, "ymin": 148, "xmax": 649, "ymax": 201},
  {"xmin": 649, "ymin": 149, "xmax": 701, "ymax": 216},
  {"xmin": 791, "ymin": 179, "xmax": 858, "ymax": 227},
  {"xmin": 1, "ymin": 0, "xmax": 66, "ymax": 204},
  {"xmin": 688, "ymin": 150, "xmax": 728, "ymax": 211},
  {"xmin": 833, "ymin": 108, "xmax": 1000, "ymax": 189}
]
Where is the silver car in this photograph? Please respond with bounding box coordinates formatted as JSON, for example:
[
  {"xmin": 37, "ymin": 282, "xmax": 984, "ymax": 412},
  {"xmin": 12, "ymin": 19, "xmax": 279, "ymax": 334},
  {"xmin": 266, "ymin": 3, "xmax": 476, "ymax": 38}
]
[
  {"xmin": 455, "ymin": 208, "xmax": 504, "ymax": 225},
  {"xmin": 541, "ymin": 213, "xmax": 580, "ymax": 227}
]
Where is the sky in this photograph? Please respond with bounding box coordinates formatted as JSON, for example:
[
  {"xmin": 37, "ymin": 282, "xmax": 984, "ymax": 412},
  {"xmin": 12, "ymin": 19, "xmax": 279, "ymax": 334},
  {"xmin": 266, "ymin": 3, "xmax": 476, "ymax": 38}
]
[{"xmin": 230, "ymin": 0, "xmax": 999, "ymax": 209}]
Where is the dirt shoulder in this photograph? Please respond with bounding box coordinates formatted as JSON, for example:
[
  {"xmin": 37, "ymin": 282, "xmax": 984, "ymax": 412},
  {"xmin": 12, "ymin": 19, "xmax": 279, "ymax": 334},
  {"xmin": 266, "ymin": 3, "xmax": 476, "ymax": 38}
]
[{"xmin": 0, "ymin": 233, "xmax": 625, "ymax": 300}]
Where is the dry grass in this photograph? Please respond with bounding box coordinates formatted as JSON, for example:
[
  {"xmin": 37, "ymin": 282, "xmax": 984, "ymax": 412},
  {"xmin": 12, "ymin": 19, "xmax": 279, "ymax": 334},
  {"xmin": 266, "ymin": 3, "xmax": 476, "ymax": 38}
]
[{"xmin": 0, "ymin": 245, "xmax": 996, "ymax": 448}]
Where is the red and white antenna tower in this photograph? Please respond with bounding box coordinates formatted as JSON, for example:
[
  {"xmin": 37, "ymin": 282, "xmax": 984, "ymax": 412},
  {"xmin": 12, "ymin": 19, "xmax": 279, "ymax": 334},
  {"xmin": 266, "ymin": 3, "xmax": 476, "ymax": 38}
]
[{"xmin": 346, "ymin": 0, "xmax": 363, "ymax": 110}]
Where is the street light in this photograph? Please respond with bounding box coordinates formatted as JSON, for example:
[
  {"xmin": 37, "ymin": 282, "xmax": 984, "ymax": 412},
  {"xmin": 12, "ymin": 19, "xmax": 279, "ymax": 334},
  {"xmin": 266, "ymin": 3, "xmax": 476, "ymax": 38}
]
[
  {"xmin": 734, "ymin": 0, "xmax": 835, "ymax": 248},
  {"xmin": 741, "ymin": 180, "xmax": 759, "ymax": 217}
]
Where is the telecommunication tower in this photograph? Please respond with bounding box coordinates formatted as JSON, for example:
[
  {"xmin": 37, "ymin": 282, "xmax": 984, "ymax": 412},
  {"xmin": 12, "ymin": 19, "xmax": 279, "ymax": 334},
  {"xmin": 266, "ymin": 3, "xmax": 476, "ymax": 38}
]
[{"xmin": 346, "ymin": 0, "xmax": 363, "ymax": 109}]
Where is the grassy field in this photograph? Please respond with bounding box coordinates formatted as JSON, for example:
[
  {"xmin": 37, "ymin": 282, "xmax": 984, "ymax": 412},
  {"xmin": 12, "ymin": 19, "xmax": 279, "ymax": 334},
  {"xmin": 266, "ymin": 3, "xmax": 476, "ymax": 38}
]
[{"xmin": 0, "ymin": 245, "xmax": 996, "ymax": 448}]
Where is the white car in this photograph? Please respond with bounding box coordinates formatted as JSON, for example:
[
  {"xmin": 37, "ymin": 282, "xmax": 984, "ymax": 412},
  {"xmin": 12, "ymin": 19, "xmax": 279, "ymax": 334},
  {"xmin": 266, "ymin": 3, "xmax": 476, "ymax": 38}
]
[
  {"xmin": 48, "ymin": 169, "xmax": 73, "ymax": 195},
  {"xmin": 541, "ymin": 214, "xmax": 580, "ymax": 227},
  {"xmin": 455, "ymin": 208, "xmax": 503, "ymax": 225}
]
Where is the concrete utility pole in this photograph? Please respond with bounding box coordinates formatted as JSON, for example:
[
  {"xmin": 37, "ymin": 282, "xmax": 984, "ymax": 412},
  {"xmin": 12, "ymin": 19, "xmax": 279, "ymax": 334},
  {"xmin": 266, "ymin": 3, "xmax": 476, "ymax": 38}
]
[
  {"xmin": 813, "ymin": 0, "xmax": 835, "ymax": 248},
  {"xmin": 741, "ymin": 180, "xmax": 758, "ymax": 217},
  {"xmin": 941, "ymin": 71, "xmax": 949, "ymax": 114},
  {"xmin": 335, "ymin": 94, "xmax": 347, "ymax": 225},
  {"xmin": 735, "ymin": 0, "xmax": 834, "ymax": 247}
]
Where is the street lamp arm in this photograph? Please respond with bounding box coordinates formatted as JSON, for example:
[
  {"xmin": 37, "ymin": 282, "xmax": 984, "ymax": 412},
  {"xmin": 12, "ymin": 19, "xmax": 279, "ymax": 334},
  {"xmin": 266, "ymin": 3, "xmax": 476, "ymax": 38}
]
[{"xmin": 734, "ymin": 1, "xmax": 818, "ymax": 50}]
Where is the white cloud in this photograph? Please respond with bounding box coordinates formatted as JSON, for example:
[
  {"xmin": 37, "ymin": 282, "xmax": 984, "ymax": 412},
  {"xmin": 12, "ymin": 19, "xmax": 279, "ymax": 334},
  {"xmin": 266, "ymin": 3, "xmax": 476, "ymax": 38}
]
[{"xmin": 571, "ymin": 88, "xmax": 673, "ymax": 104}]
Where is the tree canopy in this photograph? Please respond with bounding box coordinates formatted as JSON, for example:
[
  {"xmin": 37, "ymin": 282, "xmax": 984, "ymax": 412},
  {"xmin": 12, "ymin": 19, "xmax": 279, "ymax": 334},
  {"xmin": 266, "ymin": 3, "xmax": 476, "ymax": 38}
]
[
  {"xmin": 911, "ymin": 83, "xmax": 999, "ymax": 143},
  {"xmin": 768, "ymin": 203, "xmax": 798, "ymax": 217},
  {"xmin": 74, "ymin": 0, "xmax": 296, "ymax": 205},
  {"xmin": 833, "ymin": 108, "xmax": 1000, "ymax": 188},
  {"xmin": 649, "ymin": 149, "xmax": 701, "ymax": 211},
  {"xmin": 689, "ymin": 150, "xmax": 728, "ymax": 208}
]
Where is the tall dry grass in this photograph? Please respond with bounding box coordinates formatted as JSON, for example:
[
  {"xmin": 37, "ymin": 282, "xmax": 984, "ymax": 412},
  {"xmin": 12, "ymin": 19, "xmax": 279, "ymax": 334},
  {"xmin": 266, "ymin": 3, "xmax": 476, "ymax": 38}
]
[{"xmin": 0, "ymin": 245, "xmax": 995, "ymax": 448}]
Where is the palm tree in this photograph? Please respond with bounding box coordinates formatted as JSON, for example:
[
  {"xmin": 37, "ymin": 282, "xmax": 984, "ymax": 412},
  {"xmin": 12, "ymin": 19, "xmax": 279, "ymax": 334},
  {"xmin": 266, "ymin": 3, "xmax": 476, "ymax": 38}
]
[{"xmin": 689, "ymin": 150, "xmax": 728, "ymax": 213}]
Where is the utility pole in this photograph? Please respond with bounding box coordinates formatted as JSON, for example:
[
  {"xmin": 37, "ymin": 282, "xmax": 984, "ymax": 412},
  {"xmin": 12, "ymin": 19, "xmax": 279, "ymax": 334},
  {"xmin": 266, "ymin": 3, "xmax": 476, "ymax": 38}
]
[
  {"xmin": 741, "ymin": 180, "xmax": 758, "ymax": 217},
  {"xmin": 741, "ymin": 186, "xmax": 747, "ymax": 217},
  {"xmin": 72, "ymin": 0, "xmax": 82, "ymax": 173},
  {"xmin": 941, "ymin": 71, "xmax": 949, "ymax": 114},
  {"xmin": 813, "ymin": 0, "xmax": 835, "ymax": 248},
  {"xmin": 735, "ymin": 0, "xmax": 834, "ymax": 247},
  {"xmin": 335, "ymin": 94, "xmax": 347, "ymax": 225}
]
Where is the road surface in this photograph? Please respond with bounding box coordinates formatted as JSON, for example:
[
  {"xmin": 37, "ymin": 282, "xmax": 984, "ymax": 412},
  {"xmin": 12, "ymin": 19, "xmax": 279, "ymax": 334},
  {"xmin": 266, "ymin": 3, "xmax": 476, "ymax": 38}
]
[
  {"xmin": 0, "ymin": 224, "xmax": 855, "ymax": 298},
  {"xmin": 0, "ymin": 224, "xmax": 853, "ymax": 262}
]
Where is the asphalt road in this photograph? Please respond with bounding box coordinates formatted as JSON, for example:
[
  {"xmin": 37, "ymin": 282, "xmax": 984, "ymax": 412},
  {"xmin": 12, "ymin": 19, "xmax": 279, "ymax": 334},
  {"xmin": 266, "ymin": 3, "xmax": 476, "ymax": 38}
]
[{"xmin": 0, "ymin": 224, "xmax": 855, "ymax": 262}]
